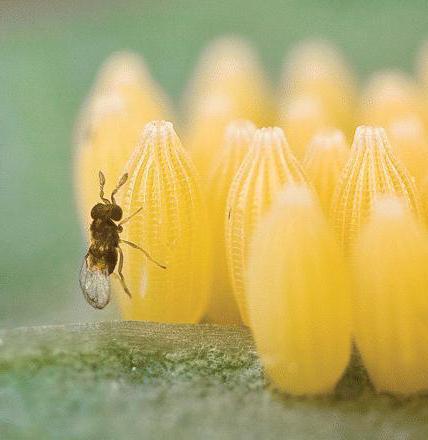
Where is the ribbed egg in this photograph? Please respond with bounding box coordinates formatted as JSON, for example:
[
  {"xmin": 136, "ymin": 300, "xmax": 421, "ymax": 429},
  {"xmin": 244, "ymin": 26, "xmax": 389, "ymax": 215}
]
[
  {"xmin": 247, "ymin": 185, "xmax": 351, "ymax": 395},
  {"xmin": 205, "ymin": 119, "xmax": 256, "ymax": 324},
  {"xmin": 226, "ymin": 127, "xmax": 307, "ymax": 324},
  {"xmin": 331, "ymin": 126, "xmax": 423, "ymax": 253},
  {"xmin": 303, "ymin": 128, "xmax": 349, "ymax": 213},
  {"xmin": 353, "ymin": 196, "xmax": 428, "ymax": 394},
  {"xmin": 118, "ymin": 121, "xmax": 210, "ymax": 323},
  {"xmin": 74, "ymin": 52, "xmax": 171, "ymax": 231}
]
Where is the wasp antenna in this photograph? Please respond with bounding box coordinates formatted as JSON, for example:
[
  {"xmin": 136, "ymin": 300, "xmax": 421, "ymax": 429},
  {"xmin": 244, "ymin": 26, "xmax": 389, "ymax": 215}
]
[
  {"xmin": 118, "ymin": 173, "xmax": 128, "ymax": 186},
  {"xmin": 98, "ymin": 171, "xmax": 110, "ymax": 204},
  {"xmin": 99, "ymin": 171, "xmax": 106, "ymax": 186},
  {"xmin": 111, "ymin": 173, "xmax": 129, "ymax": 204}
]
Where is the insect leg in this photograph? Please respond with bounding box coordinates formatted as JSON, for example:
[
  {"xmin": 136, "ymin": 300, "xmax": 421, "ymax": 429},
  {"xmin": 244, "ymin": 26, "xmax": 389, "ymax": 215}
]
[
  {"xmin": 116, "ymin": 246, "xmax": 132, "ymax": 298},
  {"xmin": 120, "ymin": 239, "xmax": 167, "ymax": 269},
  {"xmin": 111, "ymin": 173, "xmax": 128, "ymax": 205},
  {"xmin": 99, "ymin": 171, "xmax": 111, "ymax": 204},
  {"xmin": 119, "ymin": 207, "xmax": 143, "ymax": 226}
]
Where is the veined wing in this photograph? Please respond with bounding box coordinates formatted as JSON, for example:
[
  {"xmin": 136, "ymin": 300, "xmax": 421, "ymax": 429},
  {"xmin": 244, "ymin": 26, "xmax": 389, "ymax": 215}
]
[{"xmin": 79, "ymin": 258, "xmax": 111, "ymax": 309}]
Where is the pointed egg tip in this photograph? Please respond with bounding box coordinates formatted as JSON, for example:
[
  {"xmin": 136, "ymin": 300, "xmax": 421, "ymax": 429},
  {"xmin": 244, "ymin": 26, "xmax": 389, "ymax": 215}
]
[
  {"xmin": 372, "ymin": 196, "xmax": 409, "ymax": 219},
  {"xmin": 367, "ymin": 70, "xmax": 415, "ymax": 89},
  {"xmin": 277, "ymin": 185, "xmax": 315, "ymax": 208},
  {"xmin": 283, "ymin": 39, "xmax": 351, "ymax": 82},
  {"xmin": 195, "ymin": 93, "xmax": 236, "ymax": 118},
  {"xmin": 224, "ymin": 119, "xmax": 257, "ymax": 139},
  {"xmin": 97, "ymin": 50, "xmax": 150, "ymax": 87},
  {"xmin": 353, "ymin": 125, "xmax": 389, "ymax": 148},
  {"xmin": 252, "ymin": 126, "xmax": 287, "ymax": 149},
  {"xmin": 201, "ymin": 36, "xmax": 258, "ymax": 70},
  {"xmin": 283, "ymin": 95, "xmax": 327, "ymax": 120},
  {"xmin": 89, "ymin": 92, "xmax": 127, "ymax": 126},
  {"xmin": 139, "ymin": 120, "xmax": 177, "ymax": 147},
  {"xmin": 388, "ymin": 115, "xmax": 426, "ymax": 139},
  {"xmin": 288, "ymin": 38, "xmax": 344, "ymax": 62},
  {"xmin": 142, "ymin": 119, "xmax": 175, "ymax": 136},
  {"xmin": 223, "ymin": 119, "xmax": 257, "ymax": 150},
  {"xmin": 363, "ymin": 71, "xmax": 419, "ymax": 104},
  {"xmin": 309, "ymin": 128, "xmax": 347, "ymax": 150}
]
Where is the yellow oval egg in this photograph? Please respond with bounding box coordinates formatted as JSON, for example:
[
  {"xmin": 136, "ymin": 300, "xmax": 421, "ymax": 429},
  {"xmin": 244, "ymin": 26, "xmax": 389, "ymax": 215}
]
[
  {"xmin": 360, "ymin": 71, "xmax": 425, "ymax": 127},
  {"xmin": 205, "ymin": 119, "xmax": 256, "ymax": 324},
  {"xmin": 183, "ymin": 37, "xmax": 273, "ymax": 126},
  {"xmin": 353, "ymin": 196, "xmax": 428, "ymax": 394},
  {"xmin": 279, "ymin": 40, "xmax": 356, "ymax": 139},
  {"xmin": 247, "ymin": 185, "xmax": 352, "ymax": 395},
  {"xmin": 303, "ymin": 128, "xmax": 349, "ymax": 213},
  {"xmin": 119, "ymin": 121, "xmax": 210, "ymax": 323},
  {"xmin": 331, "ymin": 125, "xmax": 423, "ymax": 253},
  {"xmin": 74, "ymin": 52, "xmax": 171, "ymax": 232},
  {"xmin": 183, "ymin": 37, "xmax": 273, "ymax": 180},
  {"xmin": 226, "ymin": 127, "xmax": 307, "ymax": 324},
  {"xmin": 387, "ymin": 115, "xmax": 428, "ymax": 184},
  {"xmin": 279, "ymin": 95, "xmax": 332, "ymax": 159}
]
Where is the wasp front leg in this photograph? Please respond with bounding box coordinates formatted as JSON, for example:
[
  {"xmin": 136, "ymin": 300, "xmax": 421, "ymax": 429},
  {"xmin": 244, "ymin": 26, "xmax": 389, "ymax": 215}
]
[{"xmin": 119, "ymin": 207, "xmax": 143, "ymax": 226}]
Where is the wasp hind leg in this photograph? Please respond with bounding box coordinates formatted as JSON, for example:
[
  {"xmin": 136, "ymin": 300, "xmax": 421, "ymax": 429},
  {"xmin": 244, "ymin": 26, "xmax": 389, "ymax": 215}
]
[
  {"xmin": 116, "ymin": 246, "xmax": 132, "ymax": 298},
  {"xmin": 120, "ymin": 239, "xmax": 167, "ymax": 269}
]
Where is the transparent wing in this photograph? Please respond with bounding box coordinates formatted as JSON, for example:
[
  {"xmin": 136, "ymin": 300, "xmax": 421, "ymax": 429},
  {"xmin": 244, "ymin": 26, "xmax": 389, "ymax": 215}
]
[{"xmin": 79, "ymin": 258, "xmax": 111, "ymax": 309}]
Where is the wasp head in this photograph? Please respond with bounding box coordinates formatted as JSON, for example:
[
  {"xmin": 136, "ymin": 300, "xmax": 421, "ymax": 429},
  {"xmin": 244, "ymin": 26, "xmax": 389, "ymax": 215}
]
[{"xmin": 91, "ymin": 203, "xmax": 123, "ymax": 221}]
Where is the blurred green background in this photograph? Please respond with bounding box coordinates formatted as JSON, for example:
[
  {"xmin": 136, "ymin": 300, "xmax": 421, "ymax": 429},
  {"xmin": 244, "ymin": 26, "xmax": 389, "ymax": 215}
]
[{"xmin": 2, "ymin": 0, "xmax": 428, "ymax": 328}]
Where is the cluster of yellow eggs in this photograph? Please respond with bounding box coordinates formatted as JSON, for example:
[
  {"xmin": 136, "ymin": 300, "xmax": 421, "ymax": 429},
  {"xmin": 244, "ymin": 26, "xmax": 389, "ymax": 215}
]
[{"xmin": 74, "ymin": 38, "xmax": 428, "ymax": 396}]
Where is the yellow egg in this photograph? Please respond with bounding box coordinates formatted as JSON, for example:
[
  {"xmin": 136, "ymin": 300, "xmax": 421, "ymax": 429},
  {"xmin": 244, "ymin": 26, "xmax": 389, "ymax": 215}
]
[
  {"xmin": 247, "ymin": 185, "xmax": 351, "ymax": 395},
  {"xmin": 74, "ymin": 51, "xmax": 171, "ymax": 146},
  {"xmin": 387, "ymin": 115, "xmax": 428, "ymax": 184},
  {"xmin": 184, "ymin": 92, "xmax": 241, "ymax": 181},
  {"xmin": 353, "ymin": 196, "xmax": 428, "ymax": 394},
  {"xmin": 279, "ymin": 95, "xmax": 332, "ymax": 159},
  {"xmin": 183, "ymin": 36, "xmax": 273, "ymax": 126},
  {"xmin": 118, "ymin": 121, "xmax": 210, "ymax": 323},
  {"xmin": 205, "ymin": 119, "xmax": 256, "ymax": 324},
  {"xmin": 360, "ymin": 71, "xmax": 424, "ymax": 127},
  {"xmin": 183, "ymin": 37, "xmax": 273, "ymax": 180},
  {"xmin": 331, "ymin": 126, "xmax": 423, "ymax": 253},
  {"xmin": 74, "ymin": 52, "xmax": 171, "ymax": 231},
  {"xmin": 303, "ymin": 128, "xmax": 349, "ymax": 213},
  {"xmin": 226, "ymin": 127, "xmax": 307, "ymax": 324},
  {"xmin": 279, "ymin": 40, "xmax": 356, "ymax": 138}
]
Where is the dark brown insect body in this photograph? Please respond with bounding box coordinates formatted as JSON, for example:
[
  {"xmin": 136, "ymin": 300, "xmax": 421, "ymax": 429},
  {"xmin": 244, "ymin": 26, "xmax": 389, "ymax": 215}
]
[
  {"xmin": 88, "ymin": 203, "xmax": 122, "ymax": 276},
  {"xmin": 80, "ymin": 171, "xmax": 166, "ymax": 309}
]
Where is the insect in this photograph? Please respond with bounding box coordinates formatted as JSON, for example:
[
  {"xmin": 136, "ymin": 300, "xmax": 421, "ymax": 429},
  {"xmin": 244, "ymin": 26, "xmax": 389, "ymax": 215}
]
[{"xmin": 79, "ymin": 171, "xmax": 166, "ymax": 309}]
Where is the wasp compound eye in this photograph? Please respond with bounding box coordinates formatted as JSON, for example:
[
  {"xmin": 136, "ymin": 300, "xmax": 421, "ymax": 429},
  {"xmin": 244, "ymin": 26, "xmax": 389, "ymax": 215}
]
[
  {"xmin": 90, "ymin": 203, "xmax": 107, "ymax": 219},
  {"xmin": 110, "ymin": 204, "xmax": 123, "ymax": 221}
]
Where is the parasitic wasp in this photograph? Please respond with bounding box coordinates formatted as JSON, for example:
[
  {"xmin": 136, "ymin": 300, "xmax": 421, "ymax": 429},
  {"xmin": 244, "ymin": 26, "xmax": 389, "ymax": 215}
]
[{"xmin": 79, "ymin": 171, "xmax": 166, "ymax": 309}]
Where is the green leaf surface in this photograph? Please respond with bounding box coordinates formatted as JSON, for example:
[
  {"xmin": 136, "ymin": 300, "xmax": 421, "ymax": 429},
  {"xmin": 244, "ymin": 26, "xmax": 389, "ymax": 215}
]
[{"xmin": 1, "ymin": 321, "xmax": 428, "ymax": 439}]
